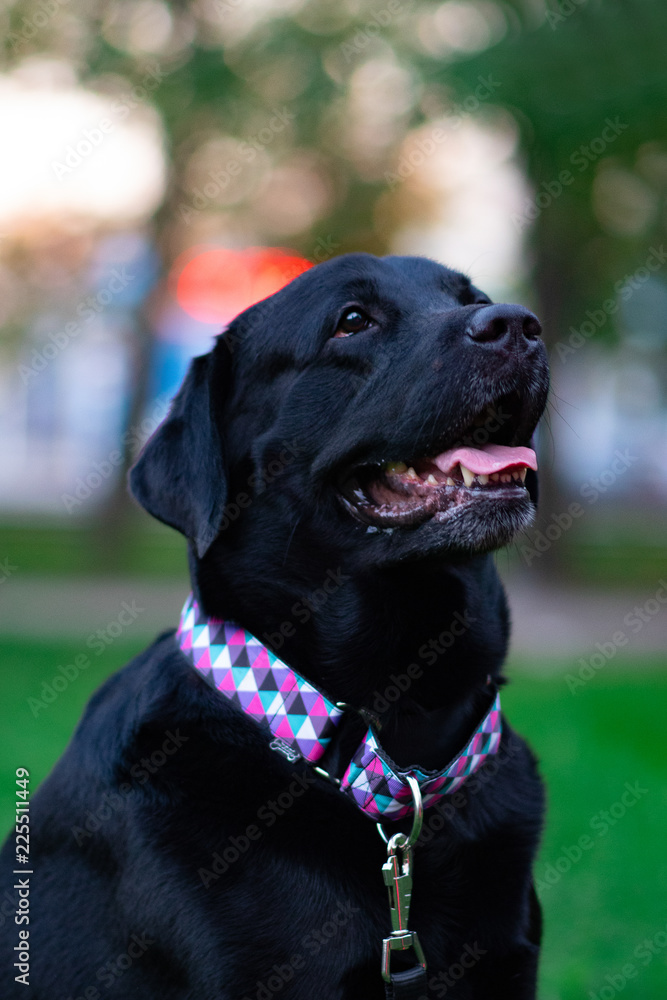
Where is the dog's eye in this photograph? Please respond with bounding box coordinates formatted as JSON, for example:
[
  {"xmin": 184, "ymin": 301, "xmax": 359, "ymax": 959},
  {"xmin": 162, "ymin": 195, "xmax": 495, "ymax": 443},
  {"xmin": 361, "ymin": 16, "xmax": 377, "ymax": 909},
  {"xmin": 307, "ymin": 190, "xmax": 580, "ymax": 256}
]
[{"xmin": 334, "ymin": 307, "xmax": 373, "ymax": 338}]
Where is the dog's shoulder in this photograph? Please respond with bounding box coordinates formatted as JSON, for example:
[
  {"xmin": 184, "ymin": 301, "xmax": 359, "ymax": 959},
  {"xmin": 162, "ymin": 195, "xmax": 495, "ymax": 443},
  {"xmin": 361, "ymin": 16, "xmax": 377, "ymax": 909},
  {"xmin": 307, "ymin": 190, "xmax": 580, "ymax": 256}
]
[
  {"xmin": 31, "ymin": 630, "xmax": 270, "ymax": 828},
  {"xmin": 65, "ymin": 632, "xmax": 187, "ymax": 766}
]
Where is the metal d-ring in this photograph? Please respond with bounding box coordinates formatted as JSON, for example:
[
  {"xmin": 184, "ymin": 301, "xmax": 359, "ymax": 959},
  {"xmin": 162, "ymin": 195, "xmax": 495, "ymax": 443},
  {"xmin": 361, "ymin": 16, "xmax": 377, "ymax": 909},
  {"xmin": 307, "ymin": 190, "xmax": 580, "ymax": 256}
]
[{"xmin": 376, "ymin": 773, "xmax": 423, "ymax": 850}]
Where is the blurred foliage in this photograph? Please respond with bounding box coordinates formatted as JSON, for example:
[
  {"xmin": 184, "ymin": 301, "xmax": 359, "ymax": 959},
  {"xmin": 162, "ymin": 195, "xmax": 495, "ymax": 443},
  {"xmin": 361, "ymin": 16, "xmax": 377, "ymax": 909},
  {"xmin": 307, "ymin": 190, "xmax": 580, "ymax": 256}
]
[
  {"xmin": 433, "ymin": 0, "xmax": 667, "ymax": 340},
  {"xmin": 2, "ymin": 0, "xmax": 666, "ymax": 575},
  {"xmin": 3, "ymin": 0, "xmax": 666, "ymax": 344}
]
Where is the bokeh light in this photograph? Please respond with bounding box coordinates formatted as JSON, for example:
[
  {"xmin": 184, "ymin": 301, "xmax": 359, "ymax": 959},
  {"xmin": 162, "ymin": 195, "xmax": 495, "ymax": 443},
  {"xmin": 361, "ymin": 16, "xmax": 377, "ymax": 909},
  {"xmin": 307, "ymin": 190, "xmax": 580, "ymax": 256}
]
[{"xmin": 171, "ymin": 245, "xmax": 312, "ymax": 323}]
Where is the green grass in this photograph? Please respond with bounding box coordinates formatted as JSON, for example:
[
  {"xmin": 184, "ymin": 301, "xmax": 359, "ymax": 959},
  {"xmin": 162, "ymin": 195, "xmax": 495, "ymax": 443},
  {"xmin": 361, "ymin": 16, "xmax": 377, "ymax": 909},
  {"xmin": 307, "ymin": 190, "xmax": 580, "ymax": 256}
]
[
  {"xmin": 1, "ymin": 638, "xmax": 666, "ymax": 998},
  {"xmin": 502, "ymin": 660, "xmax": 667, "ymax": 1000},
  {"xmin": 0, "ymin": 636, "xmax": 148, "ymax": 836}
]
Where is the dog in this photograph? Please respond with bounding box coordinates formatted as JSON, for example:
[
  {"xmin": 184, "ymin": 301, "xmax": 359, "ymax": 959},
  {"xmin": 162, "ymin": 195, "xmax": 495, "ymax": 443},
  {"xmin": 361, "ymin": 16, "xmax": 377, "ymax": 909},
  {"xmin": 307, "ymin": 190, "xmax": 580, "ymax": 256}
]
[{"xmin": 1, "ymin": 253, "xmax": 549, "ymax": 999}]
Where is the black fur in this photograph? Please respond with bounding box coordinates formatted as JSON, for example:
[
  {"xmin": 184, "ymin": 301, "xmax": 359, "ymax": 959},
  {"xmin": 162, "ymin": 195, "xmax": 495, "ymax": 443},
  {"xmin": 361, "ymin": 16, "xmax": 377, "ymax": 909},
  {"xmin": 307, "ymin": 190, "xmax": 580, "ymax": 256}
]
[{"xmin": 1, "ymin": 254, "xmax": 549, "ymax": 998}]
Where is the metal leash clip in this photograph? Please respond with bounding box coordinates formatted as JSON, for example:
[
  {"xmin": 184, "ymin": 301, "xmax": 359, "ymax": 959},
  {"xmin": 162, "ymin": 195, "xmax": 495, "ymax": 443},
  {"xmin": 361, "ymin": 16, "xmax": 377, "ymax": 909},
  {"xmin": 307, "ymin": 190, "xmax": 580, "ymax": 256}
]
[{"xmin": 378, "ymin": 774, "xmax": 427, "ymax": 984}]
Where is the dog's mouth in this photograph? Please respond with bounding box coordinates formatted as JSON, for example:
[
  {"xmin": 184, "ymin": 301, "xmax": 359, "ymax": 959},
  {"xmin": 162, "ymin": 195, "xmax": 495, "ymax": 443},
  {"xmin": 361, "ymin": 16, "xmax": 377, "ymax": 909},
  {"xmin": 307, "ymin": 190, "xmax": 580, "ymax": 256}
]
[{"xmin": 337, "ymin": 398, "xmax": 538, "ymax": 529}]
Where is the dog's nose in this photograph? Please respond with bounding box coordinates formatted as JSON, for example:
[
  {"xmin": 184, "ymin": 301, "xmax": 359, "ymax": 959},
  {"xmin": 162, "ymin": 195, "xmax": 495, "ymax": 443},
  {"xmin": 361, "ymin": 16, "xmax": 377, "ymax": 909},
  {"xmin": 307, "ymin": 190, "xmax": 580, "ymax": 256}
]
[{"xmin": 466, "ymin": 304, "xmax": 542, "ymax": 346}]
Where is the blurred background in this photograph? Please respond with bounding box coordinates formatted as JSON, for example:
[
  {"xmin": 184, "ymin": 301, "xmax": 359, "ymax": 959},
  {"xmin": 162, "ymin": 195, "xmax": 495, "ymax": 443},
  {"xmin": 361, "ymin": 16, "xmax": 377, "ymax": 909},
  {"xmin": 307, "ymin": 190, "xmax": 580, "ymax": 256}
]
[{"xmin": 0, "ymin": 1, "xmax": 666, "ymax": 996}]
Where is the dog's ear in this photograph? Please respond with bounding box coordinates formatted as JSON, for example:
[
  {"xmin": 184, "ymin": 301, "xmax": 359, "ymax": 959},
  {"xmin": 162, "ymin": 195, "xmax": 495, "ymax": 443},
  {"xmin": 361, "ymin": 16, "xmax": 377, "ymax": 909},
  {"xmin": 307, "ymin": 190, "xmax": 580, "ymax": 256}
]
[{"xmin": 129, "ymin": 351, "xmax": 229, "ymax": 558}]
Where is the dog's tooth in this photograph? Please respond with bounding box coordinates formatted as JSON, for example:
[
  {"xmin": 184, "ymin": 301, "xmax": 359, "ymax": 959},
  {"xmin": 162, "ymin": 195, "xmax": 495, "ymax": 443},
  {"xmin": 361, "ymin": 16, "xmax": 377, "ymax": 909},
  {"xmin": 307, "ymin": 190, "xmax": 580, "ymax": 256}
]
[
  {"xmin": 518, "ymin": 467, "xmax": 527, "ymax": 482},
  {"xmin": 405, "ymin": 466, "xmax": 419, "ymax": 480},
  {"xmin": 501, "ymin": 473, "xmax": 512, "ymax": 483},
  {"xmin": 446, "ymin": 477, "xmax": 456, "ymax": 486},
  {"xmin": 386, "ymin": 461, "xmax": 407, "ymax": 474},
  {"xmin": 426, "ymin": 474, "xmax": 438, "ymax": 486},
  {"xmin": 478, "ymin": 474, "xmax": 489, "ymax": 485},
  {"xmin": 490, "ymin": 473, "xmax": 500, "ymax": 482},
  {"xmin": 460, "ymin": 465, "xmax": 475, "ymax": 488}
]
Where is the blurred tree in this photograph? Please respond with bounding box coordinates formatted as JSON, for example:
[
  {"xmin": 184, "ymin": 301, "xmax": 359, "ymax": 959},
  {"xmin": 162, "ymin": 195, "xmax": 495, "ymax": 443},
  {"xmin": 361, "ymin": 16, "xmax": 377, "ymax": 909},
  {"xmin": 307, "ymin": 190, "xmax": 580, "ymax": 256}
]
[
  {"xmin": 2, "ymin": 0, "xmax": 665, "ymax": 571},
  {"xmin": 5, "ymin": 0, "xmax": 665, "ymax": 326},
  {"xmin": 423, "ymin": 0, "xmax": 667, "ymax": 571}
]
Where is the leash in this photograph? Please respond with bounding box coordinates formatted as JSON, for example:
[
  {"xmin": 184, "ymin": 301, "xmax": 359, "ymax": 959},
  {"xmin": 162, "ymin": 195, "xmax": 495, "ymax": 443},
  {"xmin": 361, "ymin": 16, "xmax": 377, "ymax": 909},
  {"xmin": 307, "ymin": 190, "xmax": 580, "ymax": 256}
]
[
  {"xmin": 378, "ymin": 775, "xmax": 428, "ymax": 998},
  {"xmin": 176, "ymin": 593, "xmax": 501, "ymax": 996}
]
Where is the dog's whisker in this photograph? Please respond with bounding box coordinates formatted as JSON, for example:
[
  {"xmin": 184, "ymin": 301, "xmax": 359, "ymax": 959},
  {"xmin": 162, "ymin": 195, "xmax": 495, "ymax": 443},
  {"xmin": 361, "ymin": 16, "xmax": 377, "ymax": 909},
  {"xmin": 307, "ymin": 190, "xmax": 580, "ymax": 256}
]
[
  {"xmin": 281, "ymin": 514, "xmax": 304, "ymax": 565},
  {"xmin": 544, "ymin": 397, "xmax": 579, "ymax": 441}
]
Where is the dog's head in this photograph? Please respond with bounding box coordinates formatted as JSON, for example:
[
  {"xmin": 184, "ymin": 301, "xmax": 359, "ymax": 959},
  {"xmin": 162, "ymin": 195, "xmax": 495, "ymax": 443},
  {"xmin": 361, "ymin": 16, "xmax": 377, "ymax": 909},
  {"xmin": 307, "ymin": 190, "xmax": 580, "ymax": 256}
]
[{"xmin": 130, "ymin": 254, "xmax": 549, "ymax": 574}]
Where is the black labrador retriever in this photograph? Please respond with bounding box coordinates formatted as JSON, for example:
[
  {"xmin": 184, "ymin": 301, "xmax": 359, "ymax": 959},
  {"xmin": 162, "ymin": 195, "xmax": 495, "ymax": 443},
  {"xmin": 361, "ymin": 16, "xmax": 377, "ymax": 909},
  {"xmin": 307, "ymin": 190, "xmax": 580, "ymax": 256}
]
[{"xmin": 1, "ymin": 254, "xmax": 549, "ymax": 999}]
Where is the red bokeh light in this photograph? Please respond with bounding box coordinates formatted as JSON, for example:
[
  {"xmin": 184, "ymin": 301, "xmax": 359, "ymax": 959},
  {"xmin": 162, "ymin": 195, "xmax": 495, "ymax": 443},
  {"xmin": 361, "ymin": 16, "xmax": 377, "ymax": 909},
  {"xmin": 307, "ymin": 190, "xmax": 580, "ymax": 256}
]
[{"xmin": 170, "ymin": 246, "xmax": 313, "ymax": 323}]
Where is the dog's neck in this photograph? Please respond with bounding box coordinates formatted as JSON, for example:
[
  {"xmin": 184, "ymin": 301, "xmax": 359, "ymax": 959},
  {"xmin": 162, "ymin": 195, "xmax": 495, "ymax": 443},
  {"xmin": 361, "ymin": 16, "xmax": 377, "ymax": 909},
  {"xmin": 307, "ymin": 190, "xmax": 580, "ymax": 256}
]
[{"xmin": 192, "ymin": 547, "xmax": 509, "ymax": 771}]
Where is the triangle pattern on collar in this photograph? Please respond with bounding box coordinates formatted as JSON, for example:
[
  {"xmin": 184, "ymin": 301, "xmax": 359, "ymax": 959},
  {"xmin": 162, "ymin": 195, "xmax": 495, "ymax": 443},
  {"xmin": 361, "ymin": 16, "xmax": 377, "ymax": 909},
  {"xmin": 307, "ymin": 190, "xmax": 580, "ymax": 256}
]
[{"xmin": 176, "ymin": 594, "xmax": 503, "ymax": 822}]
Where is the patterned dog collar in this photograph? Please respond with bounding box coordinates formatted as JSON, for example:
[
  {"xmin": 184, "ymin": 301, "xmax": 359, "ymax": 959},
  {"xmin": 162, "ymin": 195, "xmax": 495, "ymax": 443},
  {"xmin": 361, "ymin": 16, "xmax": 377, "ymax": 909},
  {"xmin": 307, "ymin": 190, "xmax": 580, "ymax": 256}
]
[{"xmin": 177, "ymin": 594, "xmax": 502, "ymax": 822}]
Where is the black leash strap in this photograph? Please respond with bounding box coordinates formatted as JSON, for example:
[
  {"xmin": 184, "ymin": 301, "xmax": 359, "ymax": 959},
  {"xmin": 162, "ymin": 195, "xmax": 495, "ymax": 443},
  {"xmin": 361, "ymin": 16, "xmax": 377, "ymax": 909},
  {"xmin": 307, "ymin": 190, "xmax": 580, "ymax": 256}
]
[{"xmin": 384, "ymin": 964, "xmax": 429, "ymax": 1000}]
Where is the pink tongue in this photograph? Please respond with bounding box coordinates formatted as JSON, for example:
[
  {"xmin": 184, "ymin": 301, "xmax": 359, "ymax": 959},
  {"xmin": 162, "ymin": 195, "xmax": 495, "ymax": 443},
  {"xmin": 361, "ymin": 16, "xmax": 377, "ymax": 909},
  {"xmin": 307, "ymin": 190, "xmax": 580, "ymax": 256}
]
[{"xmin": 433, "ymin": 444, "xmax": 537, "ymax": 476}]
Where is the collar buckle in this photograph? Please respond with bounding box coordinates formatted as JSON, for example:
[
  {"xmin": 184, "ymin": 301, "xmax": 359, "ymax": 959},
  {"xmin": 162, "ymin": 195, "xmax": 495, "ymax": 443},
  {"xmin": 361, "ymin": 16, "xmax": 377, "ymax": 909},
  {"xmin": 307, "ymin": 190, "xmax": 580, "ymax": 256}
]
[{"xmin": 379, "ymin": 779, "xmax": 428, "ymax": 985}]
